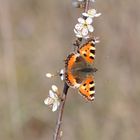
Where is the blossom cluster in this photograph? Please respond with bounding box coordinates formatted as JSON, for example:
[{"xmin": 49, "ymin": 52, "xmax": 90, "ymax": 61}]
[
  {"xmin": 44, "ymin": 85, "xmax": 60, "ymax": 112},
  {"xmin": 74, "ymin": 8, "xmax": 101, "ymax": 39},
  {"xmin": 45, "ymin": 70, "xmax": 64, "ymax": 112}
]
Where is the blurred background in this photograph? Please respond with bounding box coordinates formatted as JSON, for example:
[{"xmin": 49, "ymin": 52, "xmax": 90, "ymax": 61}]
[{"xmin": 0, "ymin": 0, "xmax": 140, "ymax": 140}]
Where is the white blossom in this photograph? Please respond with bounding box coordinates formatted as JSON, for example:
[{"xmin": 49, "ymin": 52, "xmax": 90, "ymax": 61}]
[
  {"xmin": 44, "ymin": 86, "xmax": 60, "ymax": 112},
  {"xmin": 74, "ymin": 17, "xmax": 94, "ymax": 38},
  {"xmin": 82, "ymin": 9, "xmax": 101, "ymax": 18},
  {"xmin": 74, "ymin": 28, "xmax": 89, "ymax": 39},
  {"xmin": 46, "ymin": 73, "xmax": 53, "ymax": 78},
  {"xmin": 52, "ymin": 85, "xmax": 58, "ymax": 92}
]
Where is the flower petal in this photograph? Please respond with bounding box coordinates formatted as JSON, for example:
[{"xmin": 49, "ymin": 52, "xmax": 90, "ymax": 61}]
[
  {"xmin": 52, "ymin": 85, "xmax": 58, "ymax": 92},
  {"xmin": 44, "ymin": 97, "xmax": 54, "ymax": 105},
  {"xmin": 60, "ymin": 69, "xmax": 64, "ymax": 75},
  {"xmin": 95, "ymin": 13, "xmax": 102, "ymax": 17},
  {"xmin": 82, "ymin": 12, "xmax": 89, "ymax": 17},
  {"xmin": 78, "ymin": 17, "xmax": 85, "ymax": 24},
  {"xmin": 75, "ymin": 23, "xmax": 83, "ymax": 30},
  {"xmin": 88, "ymin": 9, "xmax": 96, "ymax": 17},
  {"xmin": 52, "ymin": 101, "xmax": 59, "ymax": 112},
  {"xmin": 74, "ymin": 29, "xmax": 82, "ymax": 38},
  {"xmin": 95, "ymin": 39, "xmax": 100, "ymax": 43},
  {"xmin": 60, "ymin": 75, "xmax": 64, "ymax": 81},
  {"xmin": 49, "ymin": 90, "xmax": 55, "ymax": 98},
  {"xmin": 46, "ymin": 73, "xmax": 53, "ymax": 78},
  {"xmin": 74, "ymin": 29, "xmax": 78, "ymax": 34},
  {"xmin": 60, "ymin": 69, "xmax": 64, "ymax": 81},
  {"xmin": 82, "ymin": 27, "xmax": 88, "ymax": 36},
  {"xmin": 76, "ymin": 34, "xmax": 83, "ymax": 38},
  {"xmin": 86, "ymin": 17, "xmax": 93, "ymax": 24},
  {"xmin": 87, "ymin": 25, "xmax": 94, "ymax": 32},
  {"xmin": 57, "ymin": 100, "xmax": 60, "ymax": 107}
]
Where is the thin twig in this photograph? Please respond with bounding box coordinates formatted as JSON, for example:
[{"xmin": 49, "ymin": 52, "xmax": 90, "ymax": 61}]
[
  {"xmin": 53, "ymin": 83, "xmax": 69, "ymax": 140},
  {"xmin": 84, "ymin": 0, "xmax": 90, "ymax": 13},
  {"xmin": 53, "ymin": 0, "xmax": 91, "ymax": 139}
]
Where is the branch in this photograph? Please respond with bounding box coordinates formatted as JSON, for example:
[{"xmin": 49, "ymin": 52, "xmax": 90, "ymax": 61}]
[
  {"xmin": 53, "ymin": 83, "xmax": 69, "ymax": 140},
  {"xmin": 84, "ymin": 0, "xmax": 90, "ymax": 13},
  {"xmin": 53, "ymin": 1, "xmax": 91, "ymax": 139}
]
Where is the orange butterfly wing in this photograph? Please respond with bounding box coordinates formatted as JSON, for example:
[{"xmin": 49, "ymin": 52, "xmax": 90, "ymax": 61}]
[
  {"xmin": 78, "ymin": 75, "xmax": 95, "ymax": 101},
  {"xmin": 79, "ymin": 40, "xmax": 96, "ymax": 64},
  {"xmin": 65, "ymin": 40, "xmax": 97, "ymax": 101},
  {"xmin": 65, "ymin": 53, "xmax": 77, "ymax": 70},
  {"xmin": 65, "ymin": 53, "xmax": 81, "ymax": 88}
]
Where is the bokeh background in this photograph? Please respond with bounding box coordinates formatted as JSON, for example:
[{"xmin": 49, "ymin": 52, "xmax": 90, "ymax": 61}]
[{"xmin": 0, "ymin": 0, "xmax": 140, "ymax": 140}]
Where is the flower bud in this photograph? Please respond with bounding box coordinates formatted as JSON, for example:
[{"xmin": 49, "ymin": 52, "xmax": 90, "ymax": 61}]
[
  {"xmin": 52, "ymin": 85, "xmax": 58, "ymax": 92},
  {"xmin": 46, "ymin": 73, "xmax": 53, "ymax": 78}
]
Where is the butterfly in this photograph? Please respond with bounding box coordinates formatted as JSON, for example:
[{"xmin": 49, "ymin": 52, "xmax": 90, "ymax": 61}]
[{"xmin": 64, "ymin": 39, "xmax": 97, "ymax": 101}]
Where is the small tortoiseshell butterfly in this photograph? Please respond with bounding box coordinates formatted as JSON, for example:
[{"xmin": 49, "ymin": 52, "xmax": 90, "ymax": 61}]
[{"xmin": 64, "ymin": 39, "xmax": 97, "ymax": 101}]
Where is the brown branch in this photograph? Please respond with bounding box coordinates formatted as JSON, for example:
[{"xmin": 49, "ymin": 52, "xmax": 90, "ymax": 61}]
[
  {"xmin": 53, "ymin": 1, "xmax": 91, "ymax": 139},
  {"xmin": 84, "ymin": 0, "xmax": 90, "ymax": 13},
  {"xmin": 53, "ymin": 83, "xmax": 69, "ymax": 140}
]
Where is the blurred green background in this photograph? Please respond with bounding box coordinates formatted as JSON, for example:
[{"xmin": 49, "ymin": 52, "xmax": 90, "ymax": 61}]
[{"xmin": 0, "ymin": 0, "xmax": 140, "ymax": 140}]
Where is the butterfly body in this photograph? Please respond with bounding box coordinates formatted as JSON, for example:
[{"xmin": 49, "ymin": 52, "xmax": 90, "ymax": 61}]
[{"xmin": 64, "ymin": 39, "xmax": 97, "ymax": 101}]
